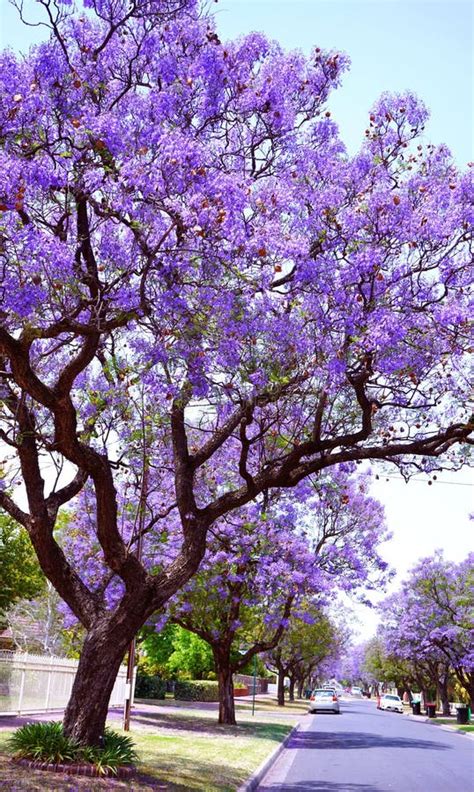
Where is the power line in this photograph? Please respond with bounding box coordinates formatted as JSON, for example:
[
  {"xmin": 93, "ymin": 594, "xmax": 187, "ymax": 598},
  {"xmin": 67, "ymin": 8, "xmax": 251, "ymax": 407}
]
[{"xmin": 374, "ymin": 474, "xmax": 473, "ymax": 487}]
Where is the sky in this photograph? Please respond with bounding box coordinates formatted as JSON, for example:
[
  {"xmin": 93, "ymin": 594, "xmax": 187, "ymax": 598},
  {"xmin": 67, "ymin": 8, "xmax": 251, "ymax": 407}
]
[
  {"xmin": 206, "ymin": 0, "xmax": 474, "ymax": 639},
  {"xmin": 1, "ymin": 0, "xmax": 473, "ymax": 639}
]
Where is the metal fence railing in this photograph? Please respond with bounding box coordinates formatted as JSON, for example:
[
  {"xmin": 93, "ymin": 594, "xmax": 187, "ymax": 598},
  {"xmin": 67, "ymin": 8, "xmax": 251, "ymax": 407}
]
[{"xmin": 0, "ymin": 651, "xmax": 128, "ymax": 715}]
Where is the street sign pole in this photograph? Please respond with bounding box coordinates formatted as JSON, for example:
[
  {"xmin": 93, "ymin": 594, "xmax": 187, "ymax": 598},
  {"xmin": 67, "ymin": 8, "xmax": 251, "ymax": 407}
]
[{"xmin": 252, "ymin": 652, "xmax": 257, "ymax": 716}]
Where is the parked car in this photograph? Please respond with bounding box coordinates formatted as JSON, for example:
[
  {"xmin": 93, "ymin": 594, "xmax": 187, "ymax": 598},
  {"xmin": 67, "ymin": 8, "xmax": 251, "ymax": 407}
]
[
  {"xmin": 309, "ymin": 689, "xmax": 340, "ymax": 714},
  {"xmin": 350, "ymin": 686, "xmax": 363, "ymax": 697},
  {"xmin": 379, "ymin": 694, "xmax": 404, "ymax": 713}
]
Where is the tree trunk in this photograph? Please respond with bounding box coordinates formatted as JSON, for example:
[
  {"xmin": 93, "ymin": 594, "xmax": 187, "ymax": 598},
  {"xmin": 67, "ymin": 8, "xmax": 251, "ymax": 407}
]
[
  {"xmin": 437, "ymin": 675, "xmax": 450, "ymax": 716},
  {"xmin": 288, "ymin": 676, "xmax": 295, "ymax": 702},
  {"xmin": 454, "ymin": 668, "xmax": 474, "ymax": 710},
  {"xmin": 277, "ymin": 668, "xmax": 285, "ymax": 706},
  {"xmin": 297, "ymin": 677, "xmax": 304, "ymax": 699},
  {"xmin": 63, "ymin": 622, "xmax": 131, "ymax": 745},
  {"xmin": 213, "ymin": 648, "xmax": 236, "ymax": 725}
]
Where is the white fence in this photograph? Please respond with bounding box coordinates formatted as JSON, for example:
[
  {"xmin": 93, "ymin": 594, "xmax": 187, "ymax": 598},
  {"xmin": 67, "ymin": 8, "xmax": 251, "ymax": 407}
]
[{"xmin": 0, "ymin": 651, "xmax": 128, "ymax": 716}]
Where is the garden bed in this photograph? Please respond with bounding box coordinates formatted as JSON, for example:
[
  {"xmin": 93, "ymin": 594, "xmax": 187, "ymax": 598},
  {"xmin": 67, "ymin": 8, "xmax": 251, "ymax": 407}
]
[{"xmin": 12, "ymin": 756, "xmax": 135, "ymax": 778}]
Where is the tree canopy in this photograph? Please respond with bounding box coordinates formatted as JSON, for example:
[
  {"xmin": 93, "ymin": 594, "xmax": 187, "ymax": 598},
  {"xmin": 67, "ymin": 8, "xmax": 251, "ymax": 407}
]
[
  {"xmin": 0, "ymin": 512, "xmax": 45, "ymax": 619},
  {"xmin": 0, "ymin": 0, "xmax": 472, "ymax": 745}
]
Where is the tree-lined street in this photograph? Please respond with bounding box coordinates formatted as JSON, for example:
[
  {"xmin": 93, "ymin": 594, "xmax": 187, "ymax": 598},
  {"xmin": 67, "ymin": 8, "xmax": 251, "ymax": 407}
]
[
  {"xmin": 0, "ymin": 0, "xmax": 472, "ymax": 786},
  {"xmin": 258, "ymin": 699, "xmax": 474, "ymax": 792}
]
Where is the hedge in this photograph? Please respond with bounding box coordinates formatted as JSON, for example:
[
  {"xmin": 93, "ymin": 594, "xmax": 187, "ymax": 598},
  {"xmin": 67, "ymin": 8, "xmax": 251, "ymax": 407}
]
[
  {"xmin": 174, "ymin": 680, "xmax": 220, "ymax": 702},
  {"xmin": 134, "ymin": 674, "xmax": 166, "ymax": 700}
]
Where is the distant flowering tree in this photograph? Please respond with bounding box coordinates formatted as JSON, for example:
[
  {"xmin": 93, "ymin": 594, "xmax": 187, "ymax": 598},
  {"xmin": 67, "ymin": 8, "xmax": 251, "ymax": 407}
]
[
  {"xmin": 0, "ymin": 0, "xmax": 472, "ymax": 745},
  {"xmin": 159, "ymin": 470, "xmax": 390, "ymax": 723},
  {"xmin": 265, "ymin": 607, "xmax": 339, "ymax": 706},
  {"xmin": 359, "ymin": 637, "xmax": 410, "ymax": 698},
  {"xmin": 339, "ymin": 641, "xmax": 374, "ymax": 691},
  {"xmin": 378, "ymin": 552, "xmax": 474, "ymax": 709}
]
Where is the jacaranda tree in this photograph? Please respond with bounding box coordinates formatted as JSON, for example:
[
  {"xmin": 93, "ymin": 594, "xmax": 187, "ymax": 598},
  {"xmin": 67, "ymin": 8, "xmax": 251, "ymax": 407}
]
[
  {"xmin": 160, "ymin": 470, "xmax": 389, "ymax": 724},
  {"xmin": 0, "ymin": 0, "xmax": 472, "ymax": 745},
  {"xmin": 379, "ymin": 552, "xmax": 474, "ymax": 709}
]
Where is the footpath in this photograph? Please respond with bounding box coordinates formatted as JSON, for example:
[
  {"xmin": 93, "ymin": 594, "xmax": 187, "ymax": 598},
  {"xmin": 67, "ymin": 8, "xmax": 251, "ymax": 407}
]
[{"xmin": 403, "ymin": 709, "xmax": 474, "ymax": 739}]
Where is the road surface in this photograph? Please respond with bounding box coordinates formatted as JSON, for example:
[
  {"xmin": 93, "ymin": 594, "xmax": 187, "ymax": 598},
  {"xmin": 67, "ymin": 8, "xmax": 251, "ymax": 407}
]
[{"xmin": 257, "ymin": 698, "xmax": 474, "ymax": 792}]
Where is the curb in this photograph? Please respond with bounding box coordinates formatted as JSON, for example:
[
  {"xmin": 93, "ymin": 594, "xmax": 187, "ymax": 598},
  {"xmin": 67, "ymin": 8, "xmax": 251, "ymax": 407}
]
[
  {"xmin": 236, "ymin": 721, "xmax": 301, "ymax": 792},
  {"xmin": 404, "ymin": 713, "xmax": 474, "ymax": 739}
]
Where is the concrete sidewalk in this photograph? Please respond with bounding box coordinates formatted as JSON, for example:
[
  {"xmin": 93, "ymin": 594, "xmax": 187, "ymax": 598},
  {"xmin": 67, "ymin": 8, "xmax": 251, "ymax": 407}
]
[{"xmin": 403, "ymin": 710, "xmax": 474, "ymax": 738}]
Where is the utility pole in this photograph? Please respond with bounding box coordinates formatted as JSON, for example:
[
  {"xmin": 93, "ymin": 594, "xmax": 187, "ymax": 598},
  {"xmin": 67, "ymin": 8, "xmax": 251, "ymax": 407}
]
[
  {"xmin": 123, "ymin": 411, "xmax": 149, "ymax": 732},
  {"xmin": 252, "ymin": 652, "xmax": 257, "ymax": 716}
]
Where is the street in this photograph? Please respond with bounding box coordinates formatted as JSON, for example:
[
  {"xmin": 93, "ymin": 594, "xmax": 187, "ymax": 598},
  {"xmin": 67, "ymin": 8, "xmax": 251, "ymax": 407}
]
[{"xmin": 257, "ymin": 698, "xmax": 474, "ymax": 792}]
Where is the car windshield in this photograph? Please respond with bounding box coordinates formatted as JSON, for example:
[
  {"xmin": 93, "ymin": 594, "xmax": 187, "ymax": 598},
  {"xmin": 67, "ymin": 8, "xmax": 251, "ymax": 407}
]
[
  {"xmin": 314, "ymin": 690, "xmax": 334, "ymax": 697},
  {"xmin": 385, "ymin": 695, "xmax": 400, "ymax": 700}
]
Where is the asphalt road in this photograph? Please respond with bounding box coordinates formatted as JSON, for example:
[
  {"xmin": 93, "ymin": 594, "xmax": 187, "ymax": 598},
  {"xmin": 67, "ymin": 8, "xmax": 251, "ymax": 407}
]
[{"xmin": 257, "ymin": 698, "xmax": 474, "ymax": 792}]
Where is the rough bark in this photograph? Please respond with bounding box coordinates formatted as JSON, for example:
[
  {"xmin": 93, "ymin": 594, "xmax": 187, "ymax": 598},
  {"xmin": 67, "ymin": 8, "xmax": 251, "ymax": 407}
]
[
  {"xmin": 213, "ymin": 648, "xmax": 236, "ymax": 725},
  {"xmin": 63, "ymin": 621, "xmax": 131, "ymax": 745}
]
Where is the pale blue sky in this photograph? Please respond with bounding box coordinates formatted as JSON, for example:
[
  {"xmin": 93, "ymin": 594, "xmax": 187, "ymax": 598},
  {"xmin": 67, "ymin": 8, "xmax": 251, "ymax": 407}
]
[
  {"xmin": 1, "ymin": 0, "xmax": 472, "ymax": 637},
  {"xmin": 2, "ymin": 1, "xmax": 472, "ymax": 163},
  {"xmin": 215, "ymin": 0, "xmax": 473, "ymax": 165}
]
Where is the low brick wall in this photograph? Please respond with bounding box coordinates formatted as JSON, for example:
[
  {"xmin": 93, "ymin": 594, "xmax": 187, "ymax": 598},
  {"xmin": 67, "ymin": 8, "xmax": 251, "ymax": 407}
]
[
  {"xmin": 234, "ymin": 675, "xmax": 269, "ymax": 694},
  {"xmin": 234, "ymin": 687, "xmax": 249, "ymax": 697}
]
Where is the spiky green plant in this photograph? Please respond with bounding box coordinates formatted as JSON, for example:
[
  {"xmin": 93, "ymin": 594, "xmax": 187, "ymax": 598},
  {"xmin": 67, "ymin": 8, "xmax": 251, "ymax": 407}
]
[{"xmin": 8, "ymin": 722, "xmax": 138, "ymax": 773}]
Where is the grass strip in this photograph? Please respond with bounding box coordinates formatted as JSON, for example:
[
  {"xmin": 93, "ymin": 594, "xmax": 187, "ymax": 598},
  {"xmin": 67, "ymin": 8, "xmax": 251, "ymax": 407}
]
[
  {"xmin": 429, "ymin": 718, "xmax": 474, "ymax": 733},
  {"xmin": 0, "ymin": 711, "xmax": 297, "ymax": 791}
]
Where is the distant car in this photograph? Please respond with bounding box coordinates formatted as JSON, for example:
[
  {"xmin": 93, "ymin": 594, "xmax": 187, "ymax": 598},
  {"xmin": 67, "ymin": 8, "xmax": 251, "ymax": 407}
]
[
  {"xmin": 309, "ymin": 688, "xmax": 340, "ymax": 714},
  {"xmin": 350, "ymin": 686, "xmax": 363, "ymax": 697},
  {"xmin": 379, "ymin": 694, "xmax": 404, "ymax": 713}
]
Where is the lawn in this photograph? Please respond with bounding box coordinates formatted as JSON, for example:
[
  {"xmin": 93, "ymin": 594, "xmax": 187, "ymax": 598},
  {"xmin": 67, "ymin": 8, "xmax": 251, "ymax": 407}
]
[
  {"xmin": 0, "ymin": 708, "xmax": 298, "ymax": 791},
  {"xmin": 236, "ymin": 696, "xmax": 309, "ymax": 714}
]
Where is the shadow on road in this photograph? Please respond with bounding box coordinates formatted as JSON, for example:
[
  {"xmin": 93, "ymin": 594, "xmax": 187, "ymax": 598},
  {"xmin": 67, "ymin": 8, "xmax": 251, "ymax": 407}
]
[{"xmin": 286, "ymin": 731, "xmax": 449, "ymax": 751}]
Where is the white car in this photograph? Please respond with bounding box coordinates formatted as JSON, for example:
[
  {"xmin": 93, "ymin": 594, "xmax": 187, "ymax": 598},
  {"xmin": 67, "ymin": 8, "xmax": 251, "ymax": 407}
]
[
  {"xmin": 379, "ymin": 694, "xmax": 404, "ymax": 713},
  {"xmin": 350, "ymin": 686, "xmax": 363, "ymax": 697},
  {"xmin": 309, "ymin": 688, "xmax": 340, "ymax": 714}
]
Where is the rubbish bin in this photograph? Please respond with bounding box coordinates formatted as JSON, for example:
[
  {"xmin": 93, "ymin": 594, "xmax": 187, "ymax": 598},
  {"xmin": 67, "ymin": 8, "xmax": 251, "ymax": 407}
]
[
  {"xmin": 456, "ymin": 706, "xmax": 469, "ymax": 725},
  {"xmin": 305, "ymin": 689, "xmax": 312, "ymax": 700},
  {"xmin": 426, "ymin": 703, "xmax": 437, "ymax": 719},
  {"xmin": 411, "ymin": 701, "xmax": 421, "ymax": 715}
]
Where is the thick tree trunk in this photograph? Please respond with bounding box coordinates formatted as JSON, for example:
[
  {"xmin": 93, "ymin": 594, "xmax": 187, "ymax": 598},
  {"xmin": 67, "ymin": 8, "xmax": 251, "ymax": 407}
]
[
  {"xmin": 63, "ymin": 622, "xmax": 131, "ymax": 745},
  {"xmin": 277, "ymin": 668, "xmax": 285, "ymax": 706},
  {"xmin": 213, "ymin": 648, "xmax": 236, "ymax": 725},
  {"xmin": 288, "ymin": 676, "xmax": 295, "ymax": 702}
]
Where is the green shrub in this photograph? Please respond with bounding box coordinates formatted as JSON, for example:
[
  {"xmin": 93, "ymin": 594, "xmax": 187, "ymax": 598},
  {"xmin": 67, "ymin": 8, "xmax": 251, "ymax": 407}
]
[
  {"xmin": 8, "ymin": 722, "xmax": 137, "ymax": 774},
  {"xmin": 80, "ymin": 729, "xmax": 138, "ymax": 775},
  {"xmin": 8, "ymin": 721, "xmax": 78, "ymax": 763},
  {"xmin": 174, "ymin": 679, "xmax": 220, "ymax": 702},
  {"xmin": 134, "ymin": 673, "xmax": 166, "ymax": 699},
  {"xmin": 234, "ymin": 681, "xmax": 247, "ymax": 689}
]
